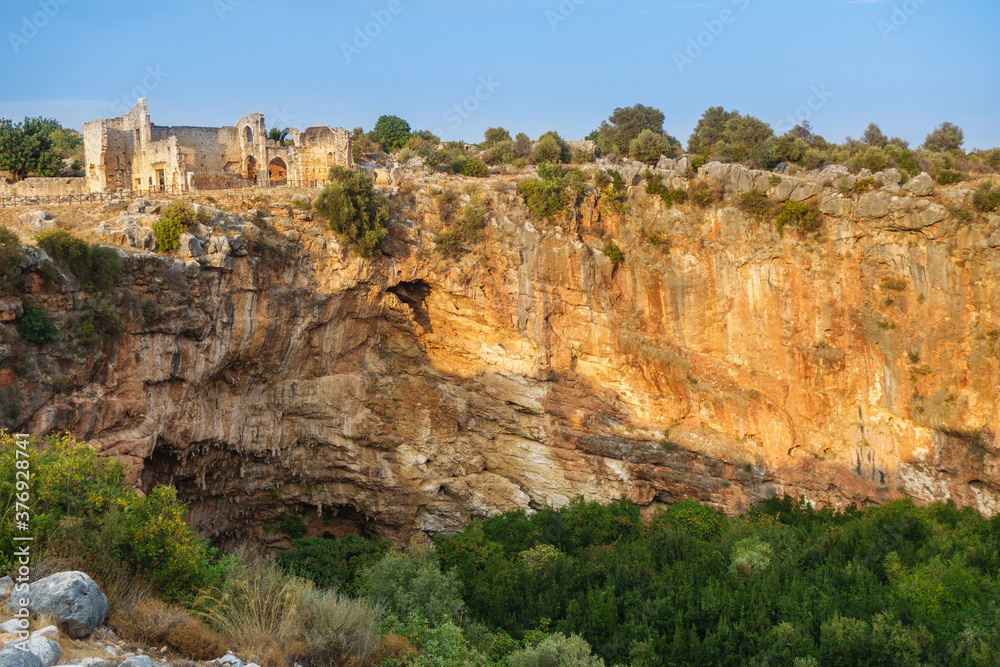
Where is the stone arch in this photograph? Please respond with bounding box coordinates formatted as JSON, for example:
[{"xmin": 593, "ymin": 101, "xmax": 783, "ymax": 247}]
[
  {"xmin": 244, "ymin": 126, "xmax": 253, "ymax": 143},
  {"xmin": 269, "ymin": 157, "xmax": 288, "ymax": 185},
  {"xmin": 278, "ymin": 130, "xmax": 294, "ymax": 146},
  {"xmin": 245, "ymin": 155, "xmax": 257, "ymax": 183}
]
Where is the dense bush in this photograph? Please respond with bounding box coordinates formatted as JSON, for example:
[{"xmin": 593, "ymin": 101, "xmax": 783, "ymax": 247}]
[
  {"xmin": 507, "ymin": 633, "xmax": 605, "ymax": 667},
  {"xmin": 0, "ymin": 225, "xmax": 23, "ymax": 294},
  {"xmin": 595, "ymin": 104, "xmax": 677, "ymax": 159},
  {"xmin": 360, "ymin": 550, "xmax": 465, "ymax": 627},
  {"xmin": 517, "ymin": 164, "xmax": 586, "ymax": 220},
  {"xmin": 462, "ymin": 157, "xmax": 489, "ymax": 177},
  {"xmin": 602, "ymin": 241, "xmax": 623, "ymax": 264},
  {"xmin": 18, "ymin": 299, "xmax": 59, "ymax": 343},
  {"xmin": 481, "ymin": 127, "xmax": 512, "ymax": 150},
  {"xmin": 687, "ymin": 107, "xmax": 774, "ymax": 162},
  {"xmin": 86, "ymin": 245, "xmax": 123, "ymax": 293},
  {"xmin": 644, "ymin": 173, "xmax": 687, "ymax": 207},
  {"xmin": 972, "ymin": 182, "xmax": 1000, "ymax": 213},
  {"xmin": 775, "ymin": 200, "xmax": 823, "ymax": 235},
  {"xmin": 429, "ymin": 495, "xmax": 1000, "ymax": 665},
  {"xmin": 737, "ymin": 191, "xmax": 777, "ymax": 221},
  {"xmin": 72, "ymin": 293, "xmax": 123, "ymax": 348},
  {"xmin": 923, "ymin": 122, "xmax": 965, "ymax": 152},
  {"xmin": 629, "ymin": 129, "xmax": 674, "ymax": 165},
  {"xmin": 36, "ymin": 227, "xmax": 91, "ymax": 274},
  {"xmin": 533, "ymin": 131, "xmax": 571, "ymax": 164},
  {"xmin": 0, "ymin": 433, "xmax": 227, "ymax": 604},
  {"xmin": 277, "ymin": 533, "xmax": 393, "ymax": 596},
  {"xmin": 314, "ymin": 166, "xmax": 390, "ymax": 257}
]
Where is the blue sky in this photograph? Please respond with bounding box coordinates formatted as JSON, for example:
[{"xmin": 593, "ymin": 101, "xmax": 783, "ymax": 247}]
[{"xmin": 1, "ymin": 0, "xmax": 998, "ymax": 150}]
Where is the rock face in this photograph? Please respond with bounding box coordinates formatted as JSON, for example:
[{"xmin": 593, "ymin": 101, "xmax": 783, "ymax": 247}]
[
  {"xmin": 8, "ymin": 572, "xmax": 107, "ymax": 639},
  {"xmin": 0, "ymin": 644, "xmax": 42, "ymax": 667},
  {"xmin": 6, "ymin": 164, "xmax": 1000, "ymax": 546}
]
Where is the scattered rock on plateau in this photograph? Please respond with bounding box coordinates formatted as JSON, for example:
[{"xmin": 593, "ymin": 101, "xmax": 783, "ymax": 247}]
[{"xmin": 18, "ymin": 211, "xmax": 54, "ymax": 232}]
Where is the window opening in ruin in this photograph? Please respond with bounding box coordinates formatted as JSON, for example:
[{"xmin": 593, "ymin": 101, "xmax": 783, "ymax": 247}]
[
  {"xmin": 246, "ymin": 156, "xmax": 257, "ymax": 183},
  {"xmin": 157, "ymin": 169, "xmax": 165, "ymax": 192},
  {"xmin": 269, "ymin": 158, "xmax": 288, "ymax": 185},
  {"xmin": 135, "ymin": 129, "xmax": 140, "ymax": 144},
  {"xmin": 244, "ymin": 126, "xmax": 253, "ymax": 143}
]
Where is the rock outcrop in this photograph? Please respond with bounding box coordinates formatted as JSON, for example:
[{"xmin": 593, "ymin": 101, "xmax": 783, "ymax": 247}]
[{"xmin": 4, "ymin": 163, "xmax": 1000, "ymax": 545}]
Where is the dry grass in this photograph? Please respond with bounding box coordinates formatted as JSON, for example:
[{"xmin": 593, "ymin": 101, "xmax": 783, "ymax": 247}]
[
  {"xmin": 374, "ymin": 632, "xmax": 419, "ymax": 665},
  {"xmin": 197, "ymin": 547, "xmax": 383, "ymax": 667},
  {"xmin": 109, "ymin": 597, "xmax": 227, "ymax": 661}
]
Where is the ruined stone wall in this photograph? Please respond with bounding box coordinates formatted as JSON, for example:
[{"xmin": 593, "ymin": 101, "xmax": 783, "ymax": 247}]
[
  {"xmin": 295, "ymin": 126, "xmax": 352, "ymax": 183},
  {"xmin": 153, "ymin": 126, "xmax": 245, "ymax": 189},
  {"xmin": 0, "ymin": 177, "xmax": 88, "ymax": 196}
]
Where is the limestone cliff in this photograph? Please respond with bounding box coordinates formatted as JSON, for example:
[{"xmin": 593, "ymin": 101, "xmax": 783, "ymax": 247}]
[{"xmin": 3, "ymin": 162, "xmax": 999, "ymax": 545}]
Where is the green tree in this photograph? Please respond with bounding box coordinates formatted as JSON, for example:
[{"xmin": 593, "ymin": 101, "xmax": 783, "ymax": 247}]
[
  {"xmin": 360, "ymin": 550, "xmax": 465, "ymax": 626},
  {"xmin": 314, "ymin": 166, "xmax": 389, "ymax": 257},
  {"xmin": 688, "ymin": 107, "xmax": 774, "ymax": 161},
  {"xmin": 596, "ymin": 104, "xmax": 668, "ymax": 158},
  {"xmin": 372, "ymin": 115, "xmax": 412, "ymax": 153},
  {"xmin": 533, "ymin": 131, "xmax": 571, "ymax": 164},
  {"xmin": 0, "ymin": 117, "xmax": 65, "ymax": 181},
  {"xmin": 629, "ymin": 129, "xmax": 673, "ymax": 165},
  {"xmin": 482, "ymin": 127, "xmax": 512, "ymax": 149},
  {"xmin": 862, "ymin": 123, "xmax": 889, "ymax": 148},
  {"xmin": 923, "ymin": 122, "xmax": 964, "ymax": 152}
]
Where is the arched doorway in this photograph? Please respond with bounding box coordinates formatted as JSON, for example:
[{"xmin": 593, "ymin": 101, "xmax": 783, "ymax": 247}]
[
  {"xmin": 269, "ymin": 158, "xmax": 288, "ymax": 185},
  {"xmin": 244, "ymin": 126, "xmax": 253, "ymax": 143},
  {"xmin": 245, "ymin": 156, "xmax": 257, "ymax": 184}
]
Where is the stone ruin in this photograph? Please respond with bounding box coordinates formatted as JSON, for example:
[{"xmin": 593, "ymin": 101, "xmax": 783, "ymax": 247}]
[{"xmin": 81, "ymin": 99, "xmax": 352, "ymax": 193}]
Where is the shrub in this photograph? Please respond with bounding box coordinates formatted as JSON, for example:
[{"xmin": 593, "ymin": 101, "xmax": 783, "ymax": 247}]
[
  {"xmin": 602, "ymin": 241, "xmax": 623, "ymax": 264},
  {"xmin": 36, "ymin": 227, "xmax": 91, "ymax": 274},
  {"xmin": 594, "ymin": 170, "xmax": 611, "ymax": 190},
  {"xmin": 280, "ymin": 512, "xmax": 307, "ymax": 539},
  {"xmin": 972, "ymin": 182, "xmax": 1000, "ymax": 213},
  {"xmin": 923, "ymin": 122, "xmax": 964, "ymax": 152},
  {"xmin": 730, "ymin": 537, "xmax": 774, "ymax": 578},
  {"xmin": 937, "ymin": 169, "xmax": 967, "ymax": 186},
  {"xmin": 314, "ymin": 166, "xmax": 390, "ymax": 257},
  {"xmin": 359, "ymin": 550, "xmax": 465, "ymax": 626},
  {"xmin": 153, "ymin": 215, "xmax": 189, "ymax": 254},
  {"xmin": 507, "ymin": 633, "xmax": 606, "ymax": 667},
  {"xmin": 482, "ymin": 127, "xmax": 512, "ymax": 149},
  {"xmin": 775, "ymin": 200, "xmax": 822, "ymax": 235},
  {"xmin": 644, "ymin": 174, "xmax": 687, "ymax": 208},
  {"xmin": 485, "ymin": 140, "xmax": 517, "ymax": 166},
  {"xmin": 737, "ymin": 191, "xmax": 777, "ymax": 222},
  {"xmin": 437, "ymin": 188, "xmax": 460, "ymax": 223},
  {"xmin": 518, "ymin": 170, "xmax": 570, "ymax": 220},
  {"xmin": 0, "ymin": 225, "xmax": 23, "ymax": 294},
  {"xmin": 277, "ymin": 534, "xmax": 393, "ymax": 596},
  {"xmin": 18, "ymin": 299, "xmax": 59, "ymax": 343},
  {"xmin": 297, "ymin": 587, "xmax": 384, "ymax": 666},
  {"xmin": 533, "ymin": 132, "xmax": 570, "ymax": 164},
  {"xmin": 852, "ymin": 177, "xmax": 876, "ymax": 193},
  {"xmin": 690, "ymin": 181, "xmax": 723, "ymax": 207},
  {"xmin": 629, "ymin": 129, "xmax": 673, "ymax": 165},
  {"xmin": 853, "ymin": 146, "xmax": 889, "ymax": 173},
  {"xmin": 461, "ymin": 157, "xmax": 489, "ymax": 177},
  {"xmin": 597, "ymin": 104, "xmax": 670, "ymax": 158},
  {"xmin": 86, "ymin": 245, "xmax": 122, "ymax": 293}
]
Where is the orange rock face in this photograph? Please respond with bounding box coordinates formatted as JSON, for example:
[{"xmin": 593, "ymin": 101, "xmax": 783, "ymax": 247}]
[{"xmin": 9, "ymin": 166, "xmax": 1000, "ymax": 544}]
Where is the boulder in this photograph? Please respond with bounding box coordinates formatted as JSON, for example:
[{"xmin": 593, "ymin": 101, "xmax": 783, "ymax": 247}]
[
  {"xmin": 7, "ymin": 571, "xmax": 107, "ymax": 639},
  {"xmin": 880, "ymin": 168, "xmax": 902, "ymax": 185},
  {"xmin": 857, "ymin": 191, "xmax": 891, "ymax": 218},
  {"xmin": 903, "ymin": 172, "xmax": 934, "ymax": 196},
  {"xmin": 0, "ymin": 300, "xmax": 21, "ymax": 323},
  {"xmin": 30, "ymin": 626, "xmax": 57, "ymax": 640},
  {"xmin": 22, "ymin": 637, "xmax": 59, "ymax": 667},
  {"xmin": 18, "ymin": 211, "xmax": 54, "ymax": 233},
  {"xmin": 0, "ymin": 576, "xmax": 13, "ymax": 596},
  {"xmin": 176, "ymin": 234, "xmax": 204, "ymax": 259},
  {"xmin": 0, "ymin": 618, "xmax": 25, "ymax": 633},
  {"xmin": 207, "ymin": 653, "xmax": 243, "ymax": 667},
  {"xmin": 0, "ymin": 644, "xmax": 42, "ymax": 667},
  {"xmin": 118, "ymin": 657, "xmax": 152, "ymax": 667},
  {"xmin": 290, "ymin": 194, "xmax": 311, "ymax": 207}
]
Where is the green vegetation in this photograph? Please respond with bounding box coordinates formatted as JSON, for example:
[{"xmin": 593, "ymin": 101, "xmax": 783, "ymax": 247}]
[
  {"xmin": 923, "ymin": 122, "xmax": 965, "ymax": 152},
  {"xmin": 602, "ymin": 241, "xmax": 623, "ymax": 264},
  {"xmin": 775, "ymin": 200, "xmax": 823, "ymax": 235},
  {"xmin": 644, "ymin": 173, "xmax": 687, "ymax": 207},
  {"xmin": 595, "ymin": 104, "xmax": 679, "ymax": 160},
  {"xmin": 0, "ymin": 117, "xmax": 79, "ymax": 181},
  {"xmin": 373, "ymin": 115, "xmax": 412, "ymax": 153},
  {"xmin": 737, "ymin": 191, "xmax": 777, "ymax": 222},
  {"xmin": 533, "ymin": 131, "xmax": 571, "ymax": 164},
  {"xmin": 517, "ymin": 164, "xmax": 586, "ymax": 221},
  {"xmin": 972, "ymin": 182, "xmax": 1000, "ymax": 213},
  {"xmin": 462, "ymin": 157, "xmax": 489, "ymax": 178},
  {"xmin": 314, "ymin": 166, "xmax": 390, "ymax": 257},
  {"xmin": 0, "ymin": 226, "xmax": 23, "ymax": 294},
  {"xmin": 436, "ymin": 192, "xmax": 488, "ymax": 257},
  {"xmin": 153, "ymin": 202, "xmax": 209, "ymax": 254},
  {"xmin": 5, "ymin": 437, "xmax": 1000, "ymax": 666},
  {"xmin": 687, "ymin": 107, "xmax": 775, "ymax": 166},
  {"xmin": 481, "ymin": 127, "xmax": 512, "ymax": 150},
  {"xmin": 17, "ymin": 299, "xmax": 59, "ymax": 343},
  {"xmin": 71, "ymin": 293, "xmax": 124, "ymax": 349}
]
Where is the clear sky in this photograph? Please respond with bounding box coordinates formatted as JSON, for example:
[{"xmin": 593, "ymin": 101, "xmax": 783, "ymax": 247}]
[{"xmin": 1, "ymin": 0, "xmax": 997, "ymax": 150}]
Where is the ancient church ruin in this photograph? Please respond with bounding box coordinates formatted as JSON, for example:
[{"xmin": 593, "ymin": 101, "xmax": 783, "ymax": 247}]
[{"xmin": 82, "ymin": 99, "xmax": 352, "ymax": 193}]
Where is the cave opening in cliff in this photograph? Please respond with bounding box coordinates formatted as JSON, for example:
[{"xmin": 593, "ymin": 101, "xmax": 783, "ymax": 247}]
[{"xmin": 388, "ymin": 279, "xmax": 433, "ymax": 332}]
